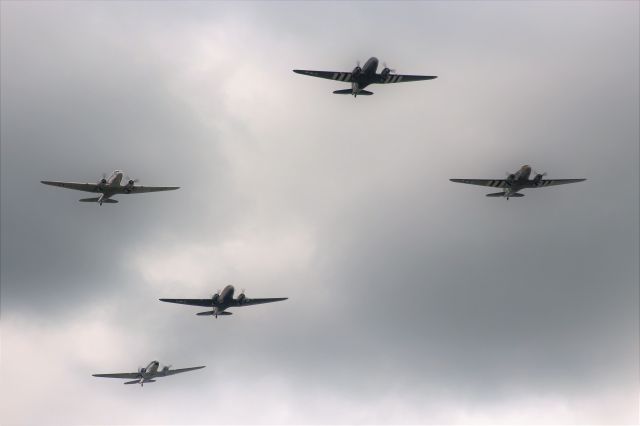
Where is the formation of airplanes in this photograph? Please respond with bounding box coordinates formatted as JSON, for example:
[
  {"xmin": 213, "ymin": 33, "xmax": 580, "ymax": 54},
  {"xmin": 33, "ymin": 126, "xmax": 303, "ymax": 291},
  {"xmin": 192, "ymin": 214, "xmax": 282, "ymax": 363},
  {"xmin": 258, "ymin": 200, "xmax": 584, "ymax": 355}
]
[
  {"xmin": 93, "ymin": 361, "xmax": 205, "ymax": 387},
  {"xmin": 294, "ymin": 56, "xmax": 437, "ymax": 97},
  {"xmin": 36, "ymin": 56, "xmax": 586, "ymax": 388}
]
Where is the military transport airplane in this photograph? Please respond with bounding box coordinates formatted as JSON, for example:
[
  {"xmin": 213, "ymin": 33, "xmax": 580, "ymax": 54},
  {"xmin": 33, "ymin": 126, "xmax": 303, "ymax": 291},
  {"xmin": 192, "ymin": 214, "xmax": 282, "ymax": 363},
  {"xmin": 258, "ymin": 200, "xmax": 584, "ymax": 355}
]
[
  {"xmin": 450, "ymin": 165, "xmax": 586, "ymax": 200},
  {"xmin": 92, "ymin": 361, "xmax": 205, "ymax": 387},
  {"xmin": 293, "ymin": 57, "xmax": 437, "ymax": 97},
  {"xmin": 41, "ymin": 170, "xmax": 179, "ymax": 205},
  {"xmin": 160, "ymin": 285, "xmax": 287, "ymax": 318}
]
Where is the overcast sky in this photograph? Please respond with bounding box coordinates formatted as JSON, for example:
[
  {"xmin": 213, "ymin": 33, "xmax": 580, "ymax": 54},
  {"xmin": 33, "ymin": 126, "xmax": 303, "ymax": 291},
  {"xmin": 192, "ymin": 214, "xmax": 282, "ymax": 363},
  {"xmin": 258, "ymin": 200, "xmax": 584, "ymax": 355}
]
[{"xmin": 1, "ymin": 1, "xmax": 638, "ymax": 424}]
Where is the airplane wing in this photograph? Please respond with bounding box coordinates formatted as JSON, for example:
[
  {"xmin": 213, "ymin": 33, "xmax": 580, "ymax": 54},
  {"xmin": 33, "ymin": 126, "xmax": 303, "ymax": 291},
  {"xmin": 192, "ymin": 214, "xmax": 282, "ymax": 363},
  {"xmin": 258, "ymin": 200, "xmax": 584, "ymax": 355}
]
[
  {"xmin": 379, "ymin": 74, "xmax": 437, "ymax": 84},
  {"xmin": 41, "ymin": 181, "xmax": 99, "ymax": 193},
  {"xmin": 126, "ymin": 186, "xmax": 180, "ymax": 194},
  {"xmin": 92, "ymin": 372, "xmax": 140, "ymax": 379},
  {"xmin": 525, "ymin": 178, "xmax": 587, "ymax": 188},
  {"xmin": 160, "ymin": 366, "xmax": 206, "ymax": 377},
  {"xmin": 449, "ymin": 179, "xmax": 509, "ymax": 188},
  {"xmin": 293, "ymin": 70, "xmax": 353, "ymax": 82},
  {"xmin": 235, "ymin": 297, "xmax": 288, "ymax": 307},
  {"xmin": 159, "ymin": 298, "xmax": 212, "ymax": 307}
]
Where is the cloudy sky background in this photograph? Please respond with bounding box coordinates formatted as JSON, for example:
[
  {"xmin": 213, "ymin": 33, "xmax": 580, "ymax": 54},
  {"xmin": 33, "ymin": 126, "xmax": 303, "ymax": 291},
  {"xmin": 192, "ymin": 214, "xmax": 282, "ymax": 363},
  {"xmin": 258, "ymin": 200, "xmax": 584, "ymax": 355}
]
[{"xmin": 1, "ymin": 1, "xmax": 638, "ymax": 424}]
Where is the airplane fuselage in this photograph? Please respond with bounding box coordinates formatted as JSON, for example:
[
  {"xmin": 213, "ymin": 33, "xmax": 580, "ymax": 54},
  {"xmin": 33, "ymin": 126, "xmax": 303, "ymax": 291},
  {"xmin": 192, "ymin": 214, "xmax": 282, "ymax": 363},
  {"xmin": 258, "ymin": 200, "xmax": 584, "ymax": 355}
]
[
  {"xmin": 350, "ymin": 57, "xmax": 379, "ymax": 92},
  {"xmin": 96, "ymin": 170, "xmax": 135, "ymax": 203},
  {"xmin": 141, "ymin": 360, "xmax": 160, "ymax": 379},
  {"xmin": 212, "ymin": 285, "xmax": 237, "ymax": 316},
  {"xmin": 503, "ymin": 165, "xmax": 532, "ymax": 198}
]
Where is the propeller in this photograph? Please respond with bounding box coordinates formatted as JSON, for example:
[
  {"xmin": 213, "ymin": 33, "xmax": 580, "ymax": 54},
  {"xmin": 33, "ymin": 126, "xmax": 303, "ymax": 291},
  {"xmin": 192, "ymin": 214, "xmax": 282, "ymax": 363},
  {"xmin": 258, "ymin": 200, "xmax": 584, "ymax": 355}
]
[
  {"xmin": 125, "ymin": 175, "xmax": 139, "ymax": 185},
  {"xmin": 533, "ymin": 170, "xmax": 547, "ymax": 185},
  {"xmin": 382, "ymin": 62, "xmax": 396, "ymax": 73}
]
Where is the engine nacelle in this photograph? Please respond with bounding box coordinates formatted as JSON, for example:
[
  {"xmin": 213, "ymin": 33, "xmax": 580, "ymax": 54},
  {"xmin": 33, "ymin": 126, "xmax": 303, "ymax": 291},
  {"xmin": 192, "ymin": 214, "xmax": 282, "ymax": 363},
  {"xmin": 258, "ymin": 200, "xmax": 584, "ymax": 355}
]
[
  {"xmin": 506, "ymin": 174, "xmax": 516, "ymax": 184},
  {"xmin": 381, "ymin": 67, "xmax": 391, "ymax": 78},
  {"xmin": 139, "ymin": 367, "xmax": 146, "ymax": 374},
  {"xmin": 123, "ymin": 180, "xmax": 135, "ymax": 193},
  {"xmin": 212, "ymin": 294, "xmax": 219, "ymax": 304},
  {"xmin": 237, "ymin": 293, "xmax": 246, "ymax": 304},
  {"xmin": 533, "ymin": 174, "xmax": 544, "ymax": 185},
  {"xmin": 351, "ymin": 66, "xmax": 362, "ymax": 78}
]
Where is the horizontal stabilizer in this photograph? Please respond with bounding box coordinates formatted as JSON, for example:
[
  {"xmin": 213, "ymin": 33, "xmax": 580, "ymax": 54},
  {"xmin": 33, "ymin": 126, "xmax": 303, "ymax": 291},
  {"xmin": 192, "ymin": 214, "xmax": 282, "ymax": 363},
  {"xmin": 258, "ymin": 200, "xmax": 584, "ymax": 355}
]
[
  {"xmin": 357, "ymin": 90, "xmax": 373, "ymax": 96},
  {"xmin": 124, "ymin": 380, "xmax": 141, "ymax": 385},
  {"xmin": 486, "ymin": 192, "xmax": 525, "ymax": 198},
  {"xmin": 196, "ymin": 311, "xmax": 232, "ymax": 316},
  {"xmin": 79, "ymin": 198, "xmax": 118, "ymax": 203},
  {"xmin": 333, "ymin": 89, "xmax": 353, "ymax": 95}
]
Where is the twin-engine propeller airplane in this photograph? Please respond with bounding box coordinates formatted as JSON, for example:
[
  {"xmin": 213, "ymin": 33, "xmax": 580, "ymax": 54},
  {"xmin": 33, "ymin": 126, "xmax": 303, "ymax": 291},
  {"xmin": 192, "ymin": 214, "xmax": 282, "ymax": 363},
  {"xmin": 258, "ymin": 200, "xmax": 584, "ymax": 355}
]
[
  {"xmin": 293, "ymin": 56, "xmax": 437, "ymax": 97},
  {"xmin": 92, "ymin": 360, "xmax": 205, "ymax": 387},
  {"xmin": 41, "ymin": 170, "xmax": 179, "ymax": 205},
  {"xmin": 450, "ymin": 165, "xmax": 586, "ymax": 200},
  {"xmin": 160, "ymin": 285, "xmax": 288, "ymax": 318}
]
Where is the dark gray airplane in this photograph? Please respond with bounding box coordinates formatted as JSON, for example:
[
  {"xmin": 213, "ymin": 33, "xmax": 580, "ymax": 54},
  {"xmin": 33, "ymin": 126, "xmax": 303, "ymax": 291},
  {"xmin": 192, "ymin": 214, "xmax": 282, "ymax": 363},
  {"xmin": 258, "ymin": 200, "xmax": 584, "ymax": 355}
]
[
  {"xmin": 293, "ymin": 57, "xmax": 437, "ymax": 97},
  {"xmin": 450, "ymin": 165, "xmax": 586, "ymax": 200},
  {"xmin": 41, "ymin": 170, "xmax": 179, "ymax": 205},
  {"xmin": 160, "ymin": 285, "xmax": 287, "ymax": 318},
  {"xmin": 93, "ymin": 360, "xmax": 205, "ymax": 387}
]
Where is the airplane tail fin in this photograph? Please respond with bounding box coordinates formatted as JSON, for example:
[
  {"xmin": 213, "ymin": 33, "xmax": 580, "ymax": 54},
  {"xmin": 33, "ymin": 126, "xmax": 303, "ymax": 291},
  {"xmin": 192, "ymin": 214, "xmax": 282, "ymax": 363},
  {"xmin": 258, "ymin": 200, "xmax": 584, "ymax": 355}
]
[{"xmin": 79, "ymin": 198, "xmax": 118, "ymax": 203}]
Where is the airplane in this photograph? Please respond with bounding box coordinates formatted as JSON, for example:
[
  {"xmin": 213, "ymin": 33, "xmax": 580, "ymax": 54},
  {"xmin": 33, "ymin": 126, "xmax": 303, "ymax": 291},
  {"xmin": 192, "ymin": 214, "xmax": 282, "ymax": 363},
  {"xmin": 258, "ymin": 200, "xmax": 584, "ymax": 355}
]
[
  {"xmin": 92, "ymin": 360, "xmax": 205, "ymax": 387},
  {"xmin": 160, "ymin": 285, "xmax": 288, "ymax": 318},
  {"xmin": 293, "ymin": 56, "xmax": 437, "ymax": 97},
  {"xmin": 450, "ymin": 165, "xmax": 586, "ymax": 200},
  {"xmin": 41, "ymin": 170, "xmax": 179, "ymax": 205}
]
